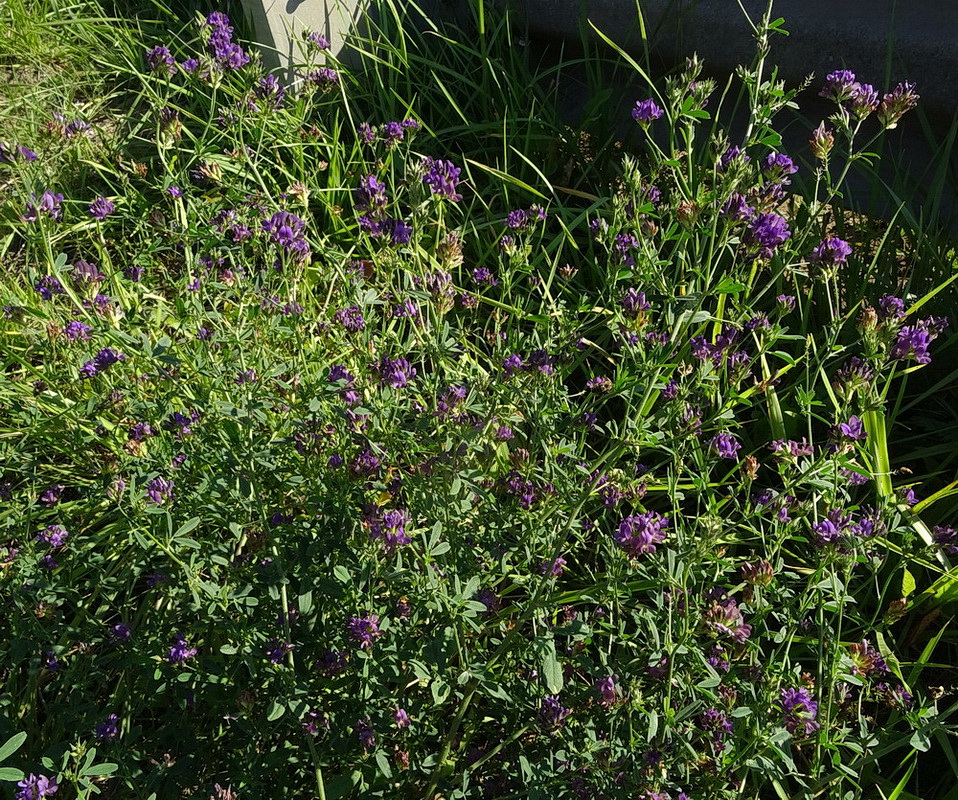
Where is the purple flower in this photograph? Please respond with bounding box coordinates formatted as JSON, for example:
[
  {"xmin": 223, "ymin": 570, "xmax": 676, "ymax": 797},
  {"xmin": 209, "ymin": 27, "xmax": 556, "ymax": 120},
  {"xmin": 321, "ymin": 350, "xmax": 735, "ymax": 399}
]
[
  {"xmin": 37, "ymin": 525, "xmax": 69, "ymax": 547},
  {"xmin": 88, "ymin": 197, "xmax": 115, "ymax": 220},
  {"xmin": 145, "ymin": 476, "xmax": 175, "ymax": 505},
  {"xmin": 205, "ymin": 13, "xmax": 249, "ymax": 70},
  {"xmin": 306, "ymin": 31, "xmax": 330, "ymax": 50},
  {"xmin": 15, "ymin": 774, "xmax": 59, "ymax": 800},
  {"xmin": 423, "ymin": 158, "xmax": 462, "ymax": 201},
  {"xmin": 595, "ymin": 675, "xmax": 621, "ymax": 708},
  {"xmin": 621, "ymin": 288, "xmax": 651, "ymax": 317},
  {"xmin": 836, "ymin": 415, "xmax": 867, "ymax": 442},
  {"xmin": 96, "ymin": 713, "xmax": 120, "ymax": 740},
  {"xmin": 72, "ymin": 259, "xmax": 105, "ymax": 284},
  {"xmin": 79, "ymin": 347, "xmax": 125, "ymax": 379},
  {"xmin": 307, "ymin": 67, "xmax": 339, "ymax": 90},
  {"xmin": 168, "ymin": 634, "xmax": 197, "ymax": 663},
  {"xmin": 110, "ymin": 622, "xmax": 131, "ymax": 642},
  {"xmin": 538, "ymin": 695, "xmax": 571, "ymax": 729},
  {"xmin": 539, "ymin": 556, "xmax": 567, "ymax": 577},
  {"xmin": 355, "ymin": 718, "xmax": 376, "ymax": 752},
  {"xmin": 22, "ymin": 190, "xmax": 64, "ymax": 223},
  {"xmin": 877, "ymin": 81, "xmax": 919, "ymax": 129},
  {"xmin": 146, "ymin": 45, "xmax": 176, "ymax": 74},
  {"xmin": 0, "ymin": 142, "xmax": 38, "ymax": 163},
  {"xmin": 850, "ymin": 83, "xmax": 879, "ymax": 117},
  {"xmin": 761, "ymin": 152, "xmax": 798, "ymax": 184},
  {"xmin": 265, "ymin": 638, "xmax": 293, "ymax": 663},
  {"xmin": 710, "ymin": 433, "xmax": 741, "ymax": 460},
  {"xmin": 705, "ymin": 594, "xmax": 751, "ymax": 642},
  {"xmin": 820, "ymin": 70, "xmax": 859, "ymax": 102},
  {"xmin": 347, "ymin": 614, "xmax": 382, "ymax": 649},
  {"xmin": 302, "ymin": 710, "xmax": 329, "ymax": 734},
  {"xmin": 376, "ymin": 356, "xmax": 416, "ymax": 388},
  {"xmin": 502, "ymin": 354, "xmax": 525, "ymax": 377},
  {"xmin": 809, "ymin": 237, "xmax": 852, "ymax": 267},
  {"xmin": 395, "ymin": 708, "xmax": 411, "ymax": 729},
  {"xmin": 743, "ymin": 212, "xmax": 790, "ymax": 259},
  {"xmin": 472, "ymin": 267, "xmax": 498, "ymax": 286},
  {"xmin": 334, "ymin": 306, "xmax": 365, "ymax": 332},
  {"xmin": 778, "ymin": 687, "xmax": 820, "ymax": 735},
  {"xmin": 631, "ymin": 98, "xmax": 664, "ymax": 124},
  {"xmin": 368, "ymin": 508, "xmax": 412, "ymax": 551},
  {"xmin": 718, "ymin": 145, "xmax": 749, "ymax": 171},
  {"xmin": 721, "ymin": 193, "xmax": 753, "ymax": 222},
  {"xmin": 933, "ymin": 525, "xmax": 958, "ymax": 555},
  {"xmin": 614, "ymin": 511, "xmax": 670, "ymax": 558},
  {"xmin": 878, "ymin": 295, "xmax": 906, "ymax": 321},
  {"xmin": 890, "ymin": 317, "xmax": 948, "ymax": 365},
  {"xmin": 255, "ymin": 74, "xmax": 286, "ymax": 109},
  {"xmin": 262, "ymin": 210, "xmax": 310, "ymax": 262}
]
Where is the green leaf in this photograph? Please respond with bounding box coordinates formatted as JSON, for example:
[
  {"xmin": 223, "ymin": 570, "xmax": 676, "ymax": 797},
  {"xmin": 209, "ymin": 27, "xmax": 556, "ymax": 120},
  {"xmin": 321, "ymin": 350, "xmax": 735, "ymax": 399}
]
[
  {"xmin": 901, "ymin": 568, "xmax": 916, "ymax": 598},
  {"xmin": 0, "ymin": 767, "xmax": 25, "ymax": 781},
  {"xmin": 84, "ymin": 763, "xmax": 118, "ymax": 777},
  {"xmin": 375, "ymin": 751, "xmax": 392, "ymax": 779},
  {"xmin": 0, "ymin": 732, "xmax": 26, "ymax": 762},
  {"xmin": 266, "ymin": 700, "xmax": 286, "ymax": 721},
  {"xmin": 541, "ymin": 639, "xmax": 563, "ymax": 694},
  {"xmin": 174, "ymin": 517, "xmax": 201, "ymax": 537},
  {"xmin": 333, "ymin": 565, "xmax": 351, "ymax": 584}
]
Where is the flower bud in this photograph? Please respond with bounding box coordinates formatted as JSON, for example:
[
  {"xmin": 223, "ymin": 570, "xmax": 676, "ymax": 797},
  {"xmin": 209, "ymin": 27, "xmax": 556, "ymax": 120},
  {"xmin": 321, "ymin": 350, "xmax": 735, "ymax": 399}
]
[{"xmin": 809, "ymin": 122, "xmax": 834, "ymax": 160}]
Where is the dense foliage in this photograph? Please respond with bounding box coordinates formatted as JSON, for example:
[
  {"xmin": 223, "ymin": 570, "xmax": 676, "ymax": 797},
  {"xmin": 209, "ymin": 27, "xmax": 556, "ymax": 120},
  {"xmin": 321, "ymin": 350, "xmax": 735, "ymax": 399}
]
[{"xmin": 1, "ymin": 2, "xmax": 957, "ymax": 798}]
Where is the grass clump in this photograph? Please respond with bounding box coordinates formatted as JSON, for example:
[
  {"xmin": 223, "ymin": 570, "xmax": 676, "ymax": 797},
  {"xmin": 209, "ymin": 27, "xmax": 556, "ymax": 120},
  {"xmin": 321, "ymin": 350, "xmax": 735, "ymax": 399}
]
[{"xmin": 1, "ymin": 1, "xmax": 958, "ymax": 798}]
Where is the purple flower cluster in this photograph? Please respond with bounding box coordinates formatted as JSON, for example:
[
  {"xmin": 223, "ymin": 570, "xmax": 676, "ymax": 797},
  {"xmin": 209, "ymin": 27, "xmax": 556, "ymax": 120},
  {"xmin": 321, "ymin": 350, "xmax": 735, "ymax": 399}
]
[
  {"xmin": 705, "ymin": 593, "xmax": 751, "ymax": 642},
  {"xmin": 15, "ymin": 774, "xmax": 59, "ymax": 800},
  {"xmin": 820, "ymin": 70, "xmax": 918, "ymax": 128},
  {"xmin": 145, "ymin": 476, "xmax": 175, "ymax": 506},
  {"xmin": 0, "ymin": 142, "xmax": 38, "ymax": 163},
  {"xmin": 621, "ymin": 288, "xmax": 651, "ymax": 319},
  {"xmin": 538, "ymin": 695, "xmax": 571, "ymax": 729},
  {"xmin": 255, "ymin": 74, "xmax": 286, "ymax": 110},
  {"xmin": 367, "ymin": 507, "xmax": 412, "ymax": 551},
  {"xmin": 710, "ymin": 432, "xmax": 741, "ymax": 460},
  {"xmin": 778, "ymin": 687, "xmax": 820, "ymax": 736},
  {"xmin": 37, "ymin": 525, "xmax": 69, "ymax": 547},
  {"xmin": 890, "ymin": 316, "xmax": 948, "ymax": 365},
  {"xmin": 146, "ymin": 45, "xmax": 176, "ymax": 74},
  {"xmin": 34, "ymin": 274, "xmax": 65, "ymax": 301},
  {"xmin": 742, "ymin": 212, "xmax": 791, "ymax": 259},
  {"xmin": 22, "ymin": 190, "xmax": 64, "ymax": 222},
  {"xmin": 96, "ymin": 713, "xmax": 120, "ymax": 740},
  {"xmin": 761, "ymin": 152, "xmax": 798, "ymax": 185},
  {"xmin": 501, "ymin": 349, "xmax": 555, "ymax": 379},
  {"xmin": 631, "ymin": 98, "xmax": 664, "ymax": 124},
  {"xmin": 809, "ymin": 237, "xmax": 852, "ymax": 267},
  {"xmin": 347, "ymin": 614, "xmax": 382, "ymax": 649},
  {"xmin": 80, "ymin": 347, "xmax": 125, "ymax": 379},
  {"xmin": 614, "ymin": 511, "xmax": 670, "ymax": 558},
  {"xmin": 690, "ymin": 325, "xmax": 740, "ymax": 367},
  {"xmin": 359, "ymin": 118, "xmax": 419, "ymax": 148},
  {"xmin": 595, "ymin": 675, "xmax": 621, "ymax": 708},
  {"xmin": 205, "ymin": 12, "xmax": 249, "ymax": 70},
  {"xmin": 877, "ymin": 81, "xmax": 920, "ymax": 128},
  {"xmin": 306, "ymin": 67, "xmax": 340, "ymax": 91},
  {"xmin": 835, "ymin": 414, "xmax": 867, "ymax": 442},
  {"xmin": 168, "ymin": 634, "xmax": 197, "ymax": 663},
  {"xmin": 352, "ymin": 175, "xmax": 411, "ymax": 243},
  {"xmin": 334, "ymin": 305, "xmax": 365, "ymax": 332},
  {"xmin": 262, "ymin": 210, "xmax": 310, "ymax": 262},
  {"xmin": 375, "ymin": 356, "xmax": 416, "ymax": 389},
  {"xmin": 933, "ymin": 525, "xmax": 958, "ymax": 555},
  {"xmin": 422, "ymin": 157, "xmax": 462, "ymax": 201}
]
